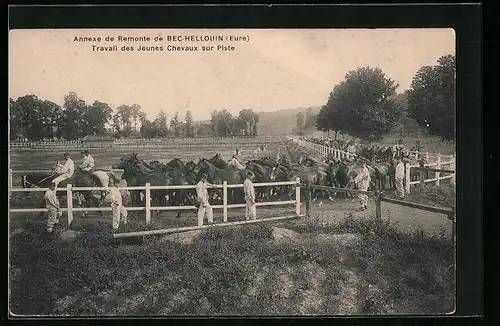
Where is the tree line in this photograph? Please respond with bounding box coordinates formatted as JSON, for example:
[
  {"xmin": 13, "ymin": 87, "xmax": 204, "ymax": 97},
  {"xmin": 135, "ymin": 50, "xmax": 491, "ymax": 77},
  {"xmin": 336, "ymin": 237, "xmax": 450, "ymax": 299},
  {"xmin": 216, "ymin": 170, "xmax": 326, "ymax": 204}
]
[
  {"xmin": 315, "ymin": 54, "xmax": 456, "ymax": 142},
  {"xmin": 9, "ymin": 92, "xmax": 261, "ymax": 141}
]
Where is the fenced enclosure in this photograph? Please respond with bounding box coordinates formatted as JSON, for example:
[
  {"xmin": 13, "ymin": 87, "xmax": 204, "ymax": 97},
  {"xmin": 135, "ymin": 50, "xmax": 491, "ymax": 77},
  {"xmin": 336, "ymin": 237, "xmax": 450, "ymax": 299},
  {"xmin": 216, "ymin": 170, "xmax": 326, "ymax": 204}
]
[
  {"xmin": 10, "ymin": 136, "xmax": 286, "ymax": 149},
  {"xmin": 302, "ymin": 182, "xmax": 456, "ymax": 241},
  {"xmin": 8, "ymin": 178, "xmax": 303, "ymax": 232},
  {"xmin": 288, "ymin": 136, "xmax": 456, "ymax": 194}
]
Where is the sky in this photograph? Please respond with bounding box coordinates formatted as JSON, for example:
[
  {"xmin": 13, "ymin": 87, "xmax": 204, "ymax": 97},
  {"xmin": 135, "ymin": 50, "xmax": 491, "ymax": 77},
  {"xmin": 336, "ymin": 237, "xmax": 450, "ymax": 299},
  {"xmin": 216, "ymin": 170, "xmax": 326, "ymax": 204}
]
[{"xmin": 9, "ymin": 28, "xmax": 455, "ymax": 121}]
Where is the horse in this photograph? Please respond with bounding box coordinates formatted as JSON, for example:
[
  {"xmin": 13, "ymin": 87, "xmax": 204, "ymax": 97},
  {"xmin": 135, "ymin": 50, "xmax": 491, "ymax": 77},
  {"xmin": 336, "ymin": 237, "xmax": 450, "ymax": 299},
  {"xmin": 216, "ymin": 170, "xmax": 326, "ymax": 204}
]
[
  {"xmin": 195, "ymin": 158, "xmax": 244, "ymax": 203},
  {"xmin": 370, "ymin": 161, "xmax": 392, "ymax": 190},
  {"xmin": 165, "ymin": 158, "xmax": 185, "ymax": 170},
  {"xmin": 228, "ymin": 156, "xmax": 246, "ymax": 170},
  {"xmin": 21, "ymin": 168, "xmax": 108, "ymax": 218},
  {"xmin": 113, "ymin": 153, "xmax": 175, "ymax": 210},
  {"xmin": 208, "ymin": 153, "xmax": 229, "ymax": 169}
]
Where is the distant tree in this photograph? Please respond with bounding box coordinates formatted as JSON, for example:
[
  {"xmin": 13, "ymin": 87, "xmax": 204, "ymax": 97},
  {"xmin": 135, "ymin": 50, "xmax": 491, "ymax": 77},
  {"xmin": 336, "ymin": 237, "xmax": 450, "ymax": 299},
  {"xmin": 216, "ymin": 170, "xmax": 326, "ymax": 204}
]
[
  {"xmin": 60, "ymin": 92, "xmax": 88, "ymax": 140},
  {"xmin": 170, "ymin": 112, "xmax": 182, "ymax": 137},
  {"xmin": 316, "ymin": 105, "xmax": 331, "ymax": 137},
  {"xmin": 153, "ymin": 111, "xmax": 168, "ymax": 137},
  {"xmin": 196, "ymin": 122, "xmax": 212, "ymax": 137},
  {"xmin": 184, "ymin": 110, "xmax": 195, "ymax": 137},
  {"xmin": 296, "ymin": 112, "xmax": 305, "ymax": 131},
  {"xmin": 406, "ymin": 55, "xmax": 456, "ymax": 141},
  {"xmin": 232, "ymin": 117, "xmax": 247, "ymax": 136},
  {"xmin": 239, "ymin": 109, "xmax": 260, "ymax": 136},
  {"xmin": 324, "ymin": 66, "xmax": 403, "ymax": 142},
  {"xmin": 84, "ymin": 101, "xmax": 113, "ymax": 135},
  {"xmin": 211, "ymin": 109, "xmax": 233, "ymax": 137},
  {"xmin": 252, "ymin": 113, "xmax": 259, "ymax": 136},
  {"xmin": 9, "ymin": 98, "xmax": 26, "ymax": 140},
  {"xmin": 304, "ymin": 107, "xmax": 316, "ymax": 130}
]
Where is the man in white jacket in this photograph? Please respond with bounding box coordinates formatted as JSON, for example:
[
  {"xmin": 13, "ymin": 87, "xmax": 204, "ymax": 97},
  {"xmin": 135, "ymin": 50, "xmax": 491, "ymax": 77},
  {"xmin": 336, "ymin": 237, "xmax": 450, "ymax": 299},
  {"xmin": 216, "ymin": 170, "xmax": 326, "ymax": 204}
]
[
  {"xmin": 354, "ymin": 160, "xmax": 371, "ymax": 211},
  {"xmin": 243, "ymin": 171, "xmax": 257, "ymax": 220},
  {"xmin": 109, "ymin": 180, "xmax": 128, "ymax": 231},
  {"xmin": 44, "ymin": 183, "xmax": 62, "ymax": 233},
  {"xmin": 79, "ymin": 150, "xmax": 95, "ymax": 172},
  {"xmin": 52, "ymin": 153, "xmax": 75, "ymax": 187},
  {"xmin": 395, "ymin": 157, "xmax": 406, "ymax": 198},
  {"xmin": 196, "ymin": 173, "xmax": 213, "ymax": 226}
]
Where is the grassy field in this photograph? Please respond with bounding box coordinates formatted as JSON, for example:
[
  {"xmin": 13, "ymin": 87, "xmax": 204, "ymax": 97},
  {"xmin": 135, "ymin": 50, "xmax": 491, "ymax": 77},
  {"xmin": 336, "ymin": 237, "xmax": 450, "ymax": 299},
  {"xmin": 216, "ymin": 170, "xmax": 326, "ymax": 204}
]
[{"xmin": 8, "ymin": 140, "xmax": 456, "ymax": 316}]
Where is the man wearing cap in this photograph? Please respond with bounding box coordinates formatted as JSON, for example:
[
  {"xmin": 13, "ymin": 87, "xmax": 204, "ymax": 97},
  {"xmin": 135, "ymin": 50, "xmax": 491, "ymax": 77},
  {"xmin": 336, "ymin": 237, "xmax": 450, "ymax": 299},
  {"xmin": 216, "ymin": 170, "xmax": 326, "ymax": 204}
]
[
  {"xmin": 52, "ymin": 153, "xmax": 75, "ymax": 187},
  {"xmin": 79, "ymin": 150, "xmax": 95, "ymax": 172},
  {"xmin": 108, "ymin": 180, "xmax": 128, "ymax": 231},
  {"xmin": 354, "ymin": 160, "xmax": 371, "ymax": 211},
  {"xmin": 395, "ymin": 157, "xmax": 405, "ymax": 198},
  {"xmin": 196, "ymin": 173, "xmax": 213, "ymax": 226},
  {"xmin": 44, "ymin": 182, "xmax": 62, "ymax": 233},
  {"xmin": 243, "ymin": 171, "xmax": 257, "ymax": 220}
]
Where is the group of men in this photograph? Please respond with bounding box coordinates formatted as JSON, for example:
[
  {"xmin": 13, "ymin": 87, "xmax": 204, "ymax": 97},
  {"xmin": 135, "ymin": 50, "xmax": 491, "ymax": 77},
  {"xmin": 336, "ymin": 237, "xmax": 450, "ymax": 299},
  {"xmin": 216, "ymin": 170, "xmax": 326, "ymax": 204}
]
[
  {"xmin": 344, "ymin": 156, "xmax": 406, "ymax": 212},
  {"xmin": 44, "ymin": 149, "xmax": 258, "ymax": 233},
  {"xmin": 44, "ymin": 150, "xmax": 128, "ymax": 233},
  {"xmin": 195, "ymin": 169, "xmax": 257, "ymax": 227},
  {"xmin": 43, "ymin": 144, "xmax": 407, "ymax": 232},
  {"xmin": 51, "ymin": 150, "xmax": 95, "ymax": 187},
  {"xmin": 44, "ymin": 172, "xmax": 127, "ymax": 234}
]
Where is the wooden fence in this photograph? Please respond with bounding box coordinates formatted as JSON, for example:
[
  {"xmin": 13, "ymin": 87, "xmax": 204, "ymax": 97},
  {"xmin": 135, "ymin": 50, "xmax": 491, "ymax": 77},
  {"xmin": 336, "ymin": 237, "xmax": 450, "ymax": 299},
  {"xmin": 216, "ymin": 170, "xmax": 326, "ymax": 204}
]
[
  {"xmin": 10, "ymin": 136, "xmax": 286, "ymax": 149},
  {"xmin": 304, "ymin": 183, "xmax": 456, "ymax": 241},
  {"xmin": 8, "ymin": 179, "xmax": 303, "ymax": 230},
  {"xmin": 288, "ymin": 136, "xmax": 456, "ymax": 194}
]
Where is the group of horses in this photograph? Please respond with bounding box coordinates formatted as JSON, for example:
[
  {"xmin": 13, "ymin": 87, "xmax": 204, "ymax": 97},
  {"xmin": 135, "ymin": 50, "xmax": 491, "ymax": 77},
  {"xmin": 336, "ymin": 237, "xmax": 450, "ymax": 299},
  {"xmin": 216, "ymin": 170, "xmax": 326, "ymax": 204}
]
[
  {"xmin": 304, "ymin": 136, "xmax": 426, "ymax": 162},
  {"xmin": 21, "ymin": 146, "xmax": 417, "ymax": 218}
]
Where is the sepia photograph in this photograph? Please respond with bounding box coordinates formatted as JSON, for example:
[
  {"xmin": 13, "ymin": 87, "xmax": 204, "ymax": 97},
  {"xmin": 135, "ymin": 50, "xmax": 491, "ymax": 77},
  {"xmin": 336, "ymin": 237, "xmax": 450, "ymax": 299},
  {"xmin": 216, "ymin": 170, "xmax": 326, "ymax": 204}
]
[{"xmin": 9, "ymin": 28, "xmax": 457, "ymax": 316}]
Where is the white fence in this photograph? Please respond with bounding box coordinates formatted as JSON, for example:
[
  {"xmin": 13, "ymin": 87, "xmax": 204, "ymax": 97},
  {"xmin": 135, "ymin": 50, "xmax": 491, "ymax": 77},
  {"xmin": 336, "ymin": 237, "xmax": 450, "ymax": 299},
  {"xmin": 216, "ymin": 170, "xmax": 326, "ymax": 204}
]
[
  {"xmin": 288, "ymin": 136, "xmax": 456, "ymax": 194},
  {"xmin": 287, "ymin": 136, "xmax": 358, "ymax": 161},
  {"xmin": 10, "ymin": 136, "xmax": 286, "ymax": 149},
  {"xmin": 8, "ymin": 179, "xmax": 302, "ymax": 227}
]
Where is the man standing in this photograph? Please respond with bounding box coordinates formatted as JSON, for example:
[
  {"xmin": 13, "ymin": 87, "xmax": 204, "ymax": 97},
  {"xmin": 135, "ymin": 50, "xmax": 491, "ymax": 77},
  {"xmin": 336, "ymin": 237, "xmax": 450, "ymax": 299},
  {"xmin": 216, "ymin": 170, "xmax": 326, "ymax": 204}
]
[
  {"xmin": 109, "ymin": 181, "xmax": 128, "ymax": 231},
  {"xmin": 79, "ymin": 150, "xmax": 95, "ymax": 172},
  {"xmin": 395, "ymin": 157, "xmax": 406, "ymax": 198},
  {"xmin": 243, "ymin": 171, "xmax": 257, "ymax": 220},
  {"xmin": 354, "ymin": 160, "xmax": 371, "ymax": 211},
  {"xmin": 196, "ymin": 173, "xmax": 213, "ymax": 226},
  {"xmin": 52, "ymin": 153, "xmax": 75, "ymax": 187},
  {"xmin": 44, "ymin": 183, "xmax": 62, "ymax": 233}
]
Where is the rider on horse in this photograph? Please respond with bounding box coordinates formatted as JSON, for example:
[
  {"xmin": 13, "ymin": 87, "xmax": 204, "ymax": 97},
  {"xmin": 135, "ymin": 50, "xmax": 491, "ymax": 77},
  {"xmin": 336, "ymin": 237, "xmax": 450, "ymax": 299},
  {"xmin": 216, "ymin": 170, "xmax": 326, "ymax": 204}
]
[
  {"xmin": 52, "ymin": 153, "xmax": 75, "ymax": 187},
  {"xmin": 78, "ymin": 150, "xmax": 95, "ymax": 173}
]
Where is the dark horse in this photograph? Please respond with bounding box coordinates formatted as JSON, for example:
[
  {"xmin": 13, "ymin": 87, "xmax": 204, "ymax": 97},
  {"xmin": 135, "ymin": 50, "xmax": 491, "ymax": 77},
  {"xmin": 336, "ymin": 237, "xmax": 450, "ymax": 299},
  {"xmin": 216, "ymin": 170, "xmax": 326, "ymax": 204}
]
[
  {"xmin": 113, "ymin": 153, "xmax": 173, "ymax": 206},
  {"xmin": 208, "ymin": 153, "xmax": 229, "ymax": 169},
  {"xmin": 22, "ymin": 169, "xmax": 106, "ymax": 217},
  {"xmin": 195, "ymin": 158, "xmax": 245, "ymax": 203}
]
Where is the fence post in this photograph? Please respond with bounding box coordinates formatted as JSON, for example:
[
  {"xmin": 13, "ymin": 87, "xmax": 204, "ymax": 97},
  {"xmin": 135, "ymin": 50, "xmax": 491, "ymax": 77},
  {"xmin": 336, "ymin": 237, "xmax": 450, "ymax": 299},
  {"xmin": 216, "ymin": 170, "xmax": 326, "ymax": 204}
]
[
  {"xmin": 425, "ymin": 152, "xmax": 429, "ymax": 163},
  {"xmin": 9, "ymin": 169, "xmax": 13, "ymax": 187},
  {"xmin": 419, "ymin": 160, "xmax": 425, "ymax": 189},
  {"xmin": 223, "ymin": 181, "xmax": 228, "ymax": 223},
  {"xmin": 145, "ymin": 183, "xmax": 151, "ymax": 224},
  {"xmin": 305, "ymin": 181, "xmax": 311, "ymax": 217},
  {"xmin": 375, "ymin": 191, "xmax": 382, "ymax": 221},
  {"xmin": 447, "ymin": 210, "xmax": 456, "ymax": 243},
  {"xmin": 405, "ymin": 163, "xmax": 411, "ymax": 195},
  {"xmin": 295, "ymin": 177, "xmax": 301, "ymax": 216},
  {"xmin": 436, "ymin": 154, "xmax": 441, "ymax": 187},
  {"xmin": 450, "ymin": 154, "xmax": 456, "ymax": 186},
  {"xmin": 66, "ymin": 184, "xmax": 73, "ymax": 227}
]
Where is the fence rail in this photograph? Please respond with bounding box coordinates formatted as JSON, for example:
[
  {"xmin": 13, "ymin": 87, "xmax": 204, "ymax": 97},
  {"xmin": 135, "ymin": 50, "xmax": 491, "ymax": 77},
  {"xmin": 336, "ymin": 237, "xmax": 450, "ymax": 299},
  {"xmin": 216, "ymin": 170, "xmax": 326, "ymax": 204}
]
[
  {"xmin": 288, "ymin": 136, "xmax": 456, "ymax": 194},
  {"xmin": 8, "ymin": 179, "xmax": 302, "ymax": 228},
  {"xmin": 10, "ymin": 136, "xmax": 286, "ymax": 149},
  {"xmin": 303, "ymin": 183, "xmax": 455, "ymax": 241}
]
